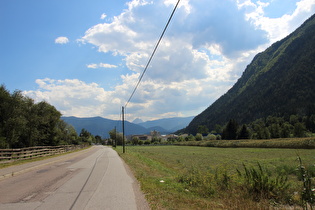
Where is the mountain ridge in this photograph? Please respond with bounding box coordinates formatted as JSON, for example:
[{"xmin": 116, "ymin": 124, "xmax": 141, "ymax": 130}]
[
  {"xmin": 183, "ymin": 13, "xmax": 315, "ymax": 134},
  {"xmin": 62, "ymin": 116, "xmax": 194, "ymax": 138},
  {"xmin": 138, "ymin": 116, "xmax": 194, "ymax": 133}
]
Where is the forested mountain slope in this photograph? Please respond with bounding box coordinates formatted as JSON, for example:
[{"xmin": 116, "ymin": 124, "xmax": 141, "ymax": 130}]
[{"xmin": 184, "ymin": 13, "xmax": 315, "ymax": 134}]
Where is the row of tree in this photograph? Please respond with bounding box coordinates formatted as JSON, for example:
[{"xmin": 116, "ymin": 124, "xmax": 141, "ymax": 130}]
[
  {"xmin": 107, "ymin": 114, "xmax": 315, "ymax": 145},
  {"xmin": 0, "ymin": 85, "xmax": 97, "ymax": 148},
  {"xmin": 198, "ymin": 115, "xmax": 315, "ymax": 140}
]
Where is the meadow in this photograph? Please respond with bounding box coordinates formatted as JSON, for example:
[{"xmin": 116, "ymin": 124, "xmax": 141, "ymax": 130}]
[{"xmin": 117, "ymin": 145, "xmax": 315, "ymax": 209}]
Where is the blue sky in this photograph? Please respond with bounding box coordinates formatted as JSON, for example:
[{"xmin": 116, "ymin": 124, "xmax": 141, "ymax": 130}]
[{"xmin": 1, "ymin": 0, "xmax": 315, "ymax": 122}]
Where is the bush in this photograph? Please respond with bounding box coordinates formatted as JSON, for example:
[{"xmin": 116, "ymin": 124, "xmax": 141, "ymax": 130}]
[
  {"xmin": 195, "ymin": 133, "xmax": 203, "ymax": 141},
  {"xmin": 206, "ymin": 134, "xmax": 216, "ymax": 140},
  {"xmin": 237, "ymin": 163, "xmax": 289, "ymax": 202},
  {"xmin": 297, "ymin": 157, "xmax": 315, "ymax": 208}
]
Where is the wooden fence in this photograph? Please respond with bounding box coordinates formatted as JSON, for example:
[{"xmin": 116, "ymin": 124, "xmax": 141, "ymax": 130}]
[{"xmin": 0, "ymin": 145, "xmax": 87, "ymax": 163}]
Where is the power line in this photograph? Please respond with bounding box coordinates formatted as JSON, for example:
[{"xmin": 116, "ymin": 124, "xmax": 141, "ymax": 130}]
[{"xmin": 125, "ymin": 0, "xmax": 181, "ymax": 108}]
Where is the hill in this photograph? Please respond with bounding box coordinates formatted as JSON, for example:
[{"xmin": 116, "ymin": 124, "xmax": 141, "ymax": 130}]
[{"xmin": 183, "ymin": 13, "xmax": 315, "ymax": 134}]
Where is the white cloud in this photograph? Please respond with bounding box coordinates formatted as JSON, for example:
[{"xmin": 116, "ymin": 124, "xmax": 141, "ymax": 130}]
[
  {"xmin": 80, "ymin": 0, "xmax": 267, "ymax": 83},
  {"xmin": 23, "ymin": 72, "xmax": 234, "ymax": 121},
  {"xmin": 99, "ymin": 63, "xmax": 118, "ymax": 68},
  {"xmin": 86, "ymin": 64, "xmax": 98, "ymax": 69},
  {"xmin": 87, "ymin": 63, "xmax": 118, "ymax": 69},
  {"xmin": 29, "ymin": 0, "xmax": 315, "ymax": 121},
  {"xmin": 237, "ymin": 0, "xmax": 315, "ymax": 43},
  {"xmin": 55, "ymin": 36, "xmax": 69, "ymax": 44},
  {"xmin": 100, "ymin": 13, "xmax": 107, "ymax": 20},
  {"xmin": 24, "ymin": 79, "xmax": 118, "ymax": 118}
]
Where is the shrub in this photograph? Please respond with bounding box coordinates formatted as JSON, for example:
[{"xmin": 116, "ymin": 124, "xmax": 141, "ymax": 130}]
[
  {"xmin": 214, "ymin": 168, "xmax": 231, "ymax": 191},
  {"xmin": 237, "ymin": 163, "xmax": 289, "ymax": 202},
  {"xmin": 195, "ymin": 133, "xmax": 203, "ymax": 141},
  {"xmin": 206, "ymin": 134, "xmax": 216, "ymax": 140},
  {"xmin": 297, "ymin": 156, "xmax": 315, "ymax": 208}
]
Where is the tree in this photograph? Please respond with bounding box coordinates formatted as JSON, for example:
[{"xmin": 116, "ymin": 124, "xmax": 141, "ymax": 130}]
[
  {"xmin": 238, "ymin": 124, "xmax": 250, "ymax": 139},
  {"xmin": 0, "ymin": 85, "xmax": 81, "ymax": 148},
  {"xmin": 222, "ymin": 119, "xmax": 238, "ymax": 140},
  {"xmin": 22, "ymin": 97, "xmax": 40, "ymax": 147},
  {"xmin": 197, "ymin": 125, "xmax": 209, "ymax": 135},
  {"xmin": 80, "ymin": 128, "xmax": 94, "ymax": 145},
  {"xmin": 132, "ymin": 136, "xmax": 140, "ymax": 145},
  {"xmin": 3, "ymin": 90, "xmax": 25, "ymax": 147},
  {"xmin": 109, "ymin": 129, "xmax": 123, "ymax": 145},
  {"xmin": 186, "ymin": 134, "xmax": 195, "ymax": 141},
  {"xmin": 305, "ymin": 115, "xmax": 315, "ymax": 133},
  {"xmin": 36, "ymin": 101, "xmax": 62, "ymax": 146},
  {"xmin": 95, "ymin": 135, "xmax": 102, "ymax": 144},
  {"xmin": 214, "ymin": 124, "xmax": 223, "ymax": 134},
  {"xmin": 280, "ymin": 122, "xmax": 292, "ymax": 138},
  {"xmin": 269, "ymin": 123, "xmax": 281, "ymax": 138},
  {"xmin": 263, "ymin": 127, "xmax": 271, "ymax": 139},
  {"xmin": 294, "ymin": 122, "xmax": 306, "ymax": 137}
]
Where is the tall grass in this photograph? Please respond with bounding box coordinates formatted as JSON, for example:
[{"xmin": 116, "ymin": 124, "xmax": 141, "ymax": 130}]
[
  {"xmin": 297, "ymin": 156, "xmax": 315, "ymax": 209},
  {"xmin": 117, "ymin": 146, "xmax": 315, "ymax": 209},
  {"xmin": 175, "ymin": 137, "xmax": 315, "ymax": 149},
  {"xmin": 237, "ymin": 163, "xmax": 289, "ymax": 202}
]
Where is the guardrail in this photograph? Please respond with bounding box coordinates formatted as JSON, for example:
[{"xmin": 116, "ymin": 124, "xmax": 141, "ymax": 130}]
[{"xmin": 0, "ymin": 145, "xmax": 87, "ymax": 163}]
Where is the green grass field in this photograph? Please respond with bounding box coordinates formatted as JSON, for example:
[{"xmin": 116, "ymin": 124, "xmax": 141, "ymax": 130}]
[{"xmin": 118, "ymin": 146, "xmax": 315, "ymax": 209}]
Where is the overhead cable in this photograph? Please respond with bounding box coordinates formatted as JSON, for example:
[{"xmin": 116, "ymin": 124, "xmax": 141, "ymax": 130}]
[{"xmin": 124, "ymin": 0, "xmax": 181, "ymax": 108}]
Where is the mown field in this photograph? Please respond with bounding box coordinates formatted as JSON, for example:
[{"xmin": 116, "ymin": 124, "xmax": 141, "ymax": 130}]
[{"xmin": 117, "ymin": 145, "xmax": 315, "ymax": 209}]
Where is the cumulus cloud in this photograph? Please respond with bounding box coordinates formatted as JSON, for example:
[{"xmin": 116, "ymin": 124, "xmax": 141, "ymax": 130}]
[
  {"xmin": 237, "ymin": 0, "xmax": 315, "ymax": 43},
  {"xmin": 30, "ymin": 0, "xmax": 315, "ymax": 121},
  {"xmin": 87, "ymin": 63, "xmax": 118, "ymax": 69},
  {"xmin": 55, "ymin": 36, "xmax": 69, "ymax": 44},
  {"xmin": 24, "ymin": 78, "xmax": 117, "ymax": 118},
  {"xmin": 80, "ymin": 0, "xmax": 268, "ymax": 84},
  {"xmin": 23, "ymin": 75, "xmax": 233, "ymax": 121},
  {"xmin": 100, "ymin": 13, "xmax": 107, "ymax": 20}
]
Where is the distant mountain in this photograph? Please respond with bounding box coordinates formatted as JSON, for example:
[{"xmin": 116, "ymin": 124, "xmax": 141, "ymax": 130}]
[
  {"xmin": 183, "ymin": 14, "xmax": 315, "ymax": 134},
  {"xmin": 145, "ymin": 126, "xmax": 170, "ymax": 134},
  {"xmin": 62, "ymin": 116, "xmax": 148, "ymax": 138},
  {"xmin": 138, "ymin": 116, "xmax": 194, "ymax": 133},
  {"xmin": 61, "ymin": 116, "xmax": 192, "ymax": 138},
  {"xmin": 132, "ymin": 118, "xmax": 144, "ymax": 124}
]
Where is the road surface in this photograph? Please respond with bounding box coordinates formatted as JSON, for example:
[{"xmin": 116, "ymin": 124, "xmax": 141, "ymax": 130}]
[{"xmin": 0, "ymin": 146, "xmax": 149, "ymax": 210}]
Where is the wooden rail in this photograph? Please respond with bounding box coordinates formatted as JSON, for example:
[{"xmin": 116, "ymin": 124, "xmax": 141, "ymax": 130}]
[{"xmin": 0, "ymin": 145, "xmax": 87, "ymax": 163}]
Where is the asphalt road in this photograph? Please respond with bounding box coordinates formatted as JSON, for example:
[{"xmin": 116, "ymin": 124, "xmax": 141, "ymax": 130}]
[{"xmin": 0, "ymin": 146, "xmax": 149, "ymax": 210}]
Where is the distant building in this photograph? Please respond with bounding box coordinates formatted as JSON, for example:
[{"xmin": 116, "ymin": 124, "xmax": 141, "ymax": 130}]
[
  {"xmin": 180, "ymin": 134, "xmax": 188, "ymax": 138},
  {"xmin": 161, "ymin": 134, "xmax": 178, "ymax": 141},
  {"xmin": 131, "ymin": 135, "xmax": 152, "ymax": 141}
]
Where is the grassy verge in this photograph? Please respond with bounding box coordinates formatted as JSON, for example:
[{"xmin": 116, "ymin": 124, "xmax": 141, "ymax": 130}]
[
  {"xmin": 117, "ymin": 146, "xmax": 315, "ymax": 209},
  {"xmin": 0, "ymin": 146, "xmax": 91, "ymax": 169},
  {"xmin": 175, "ymin": 137, "xmax": 315, "ymax": 149}
]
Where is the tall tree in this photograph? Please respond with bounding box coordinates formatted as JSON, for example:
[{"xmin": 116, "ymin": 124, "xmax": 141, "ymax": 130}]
[
  {"xmin": 197, "ymin": 125, "xmax": 209, "ymax": 135},
  {"xmin": 238, "ymin": 124, "xmax": 250, "ymax": 139},
  {"xmin": 35, "ymin": 101, "xmax": 61, "ymax": 146},
  {"xmin": 222, "ymin": 119, "xmax": 238, "ymax": 140},
  {"xmin": 294, "ymin": 122, "xmax": 306, "ymax": 137}
]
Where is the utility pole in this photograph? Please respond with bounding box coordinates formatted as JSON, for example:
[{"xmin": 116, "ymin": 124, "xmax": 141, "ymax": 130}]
[
  {"xmin": 122, "ymin": 106, "xmax": 125, "ymax": 153},
  {"xmin": 114, "ymin": 126, "xmax": 116, "ymax": 148}
]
